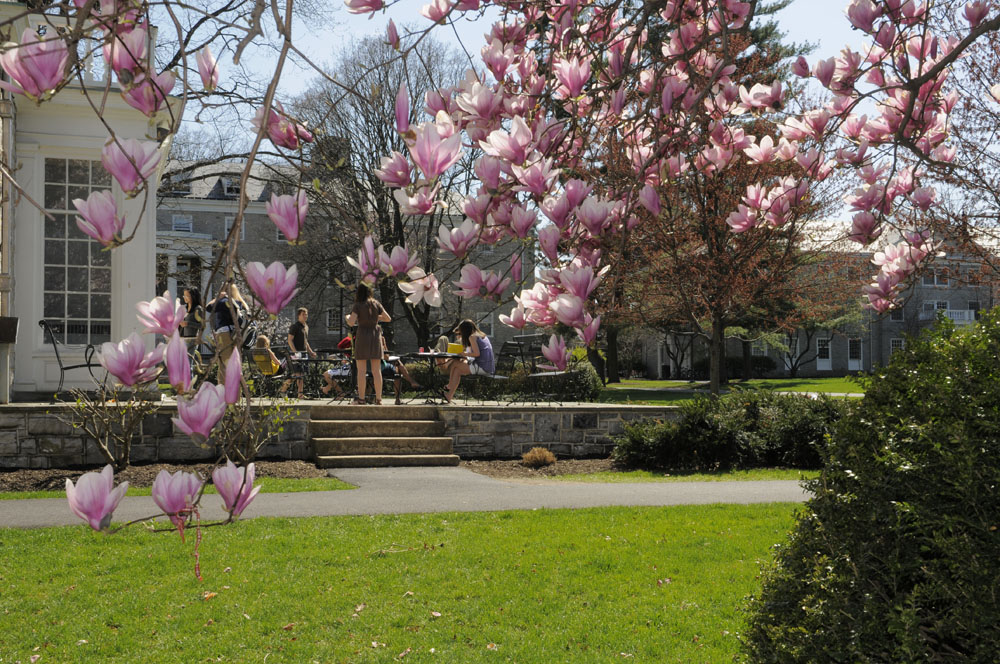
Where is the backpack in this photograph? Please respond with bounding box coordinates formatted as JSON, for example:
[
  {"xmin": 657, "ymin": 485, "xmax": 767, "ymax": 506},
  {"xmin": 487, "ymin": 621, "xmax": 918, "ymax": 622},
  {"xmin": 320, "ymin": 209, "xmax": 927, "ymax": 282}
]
[{"xmin": 236, "ymin": 305, "xmax": 258, "ymax": 350}]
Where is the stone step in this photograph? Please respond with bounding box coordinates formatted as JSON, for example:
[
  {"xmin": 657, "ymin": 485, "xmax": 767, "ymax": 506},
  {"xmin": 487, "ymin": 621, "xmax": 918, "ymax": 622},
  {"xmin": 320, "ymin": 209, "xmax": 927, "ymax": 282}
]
[
  {"xmin": 316, "ymin": 453, "xmax": 460, "ymax": 468},
  {"xmin": 310, "ymin": 419, "xmax": 445, "ymax": 438},
  {"xmin": 308, "ymin": 404, "xmax": 440, "ymax": 421},
  {"xmin": 313, "ymin": 436, "xmax": 454, "ymax": 456}
]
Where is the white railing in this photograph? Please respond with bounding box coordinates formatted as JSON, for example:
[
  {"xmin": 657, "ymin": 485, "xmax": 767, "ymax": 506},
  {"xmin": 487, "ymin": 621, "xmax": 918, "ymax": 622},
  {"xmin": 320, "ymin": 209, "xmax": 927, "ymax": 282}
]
[{"xmin": 917, "ymin": 309, "xmax": 977, "ymax": 325}]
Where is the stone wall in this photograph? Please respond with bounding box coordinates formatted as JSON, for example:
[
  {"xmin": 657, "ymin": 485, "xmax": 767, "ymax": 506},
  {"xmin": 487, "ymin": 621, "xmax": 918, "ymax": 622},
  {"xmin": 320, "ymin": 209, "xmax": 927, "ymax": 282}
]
[
  {"xmin": 441, "ymin": 404, "xmax": 680, "ymax": 458},
  {"xmin": 0, "ymin": 404, "xmax": 311, "ymax": 469}
]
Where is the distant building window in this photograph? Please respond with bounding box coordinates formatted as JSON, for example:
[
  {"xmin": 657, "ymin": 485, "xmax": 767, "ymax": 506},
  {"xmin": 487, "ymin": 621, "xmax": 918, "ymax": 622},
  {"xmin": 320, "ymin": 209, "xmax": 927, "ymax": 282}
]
[
  {"xmin": 817, "ymin": 338, "xmax": 831, "ymax": 360},
  {"xmin": 165, "ymin": 174, "xmax": 190, "ymax": 195},
  {"xmin": 751, "ymin": 341, "xmax": 766, "ymax": 357},
  {"xmin": 222, "ymin": 177, "xmax": 241, "ymax": 197},
  {"xmin": 922, "ymin": 300, "xmax": 948, "ymax": 311},
  {"xmin": 276, "ymin": 228, "xmax": 287, "ymax": 242},
  {"xmin": 890, "ymin": 308, "xmax": 904, "ymax": 321},
  {"xmin": 224, "ymin": 216, "xmax": 245, "ymax": 240},
  {"xmin": 478, "ymin": 313, "xmax": 493, "ymax": 337},
  {"xmin": 922, "ymin": 272, "xmax": 949, "ymax": 287},
  {"xmin": 890, "ymin": 338, "xmax": 905, "ymax": 354},
  {"xmin": 172, "ymin": 215, "xmax": 193, "ymax": 233}
]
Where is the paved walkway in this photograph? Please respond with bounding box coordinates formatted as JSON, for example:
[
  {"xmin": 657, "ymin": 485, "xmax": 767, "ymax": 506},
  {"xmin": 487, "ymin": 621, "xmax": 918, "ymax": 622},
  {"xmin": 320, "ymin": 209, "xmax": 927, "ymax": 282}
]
[{"xmin": 0, "ymin": 467, "xmax": 809, "ymax": 529}]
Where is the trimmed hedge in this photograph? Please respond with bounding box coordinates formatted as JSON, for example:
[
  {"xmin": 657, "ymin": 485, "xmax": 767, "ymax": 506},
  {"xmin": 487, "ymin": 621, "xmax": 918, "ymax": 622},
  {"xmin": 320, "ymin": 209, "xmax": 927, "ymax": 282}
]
[
  {"xmin": 612, "ymin": 389, "xmax": 850, "ymax": 470},
  {"xmin": 742, "ymin": 314, "xmax": 1000, "ymax": 662}
]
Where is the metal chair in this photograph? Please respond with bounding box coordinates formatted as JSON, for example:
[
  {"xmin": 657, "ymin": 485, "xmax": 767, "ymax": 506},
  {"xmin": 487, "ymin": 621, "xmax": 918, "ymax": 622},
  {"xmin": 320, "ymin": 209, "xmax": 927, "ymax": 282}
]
[{"xmin": 38, "ymin": 319, "xmax": 103, "ymax": 395}]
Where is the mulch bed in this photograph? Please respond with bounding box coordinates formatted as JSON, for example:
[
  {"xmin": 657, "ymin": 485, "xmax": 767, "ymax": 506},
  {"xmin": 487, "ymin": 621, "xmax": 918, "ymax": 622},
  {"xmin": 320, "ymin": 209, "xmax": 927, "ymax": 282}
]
[{"xmin": 0, "ymin": 458, "xmax": 620, "ymax": 493}]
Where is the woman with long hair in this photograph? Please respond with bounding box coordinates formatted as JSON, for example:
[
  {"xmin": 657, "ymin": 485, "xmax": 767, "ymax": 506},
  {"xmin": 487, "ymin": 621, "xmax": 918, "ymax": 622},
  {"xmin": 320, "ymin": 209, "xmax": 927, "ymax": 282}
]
[
  {"xmin": 205, "ymin": 283, "xmax": 250, "ymax": 386},
  {"xmin": 443, "ymin": 319, "xmax": 494, "ymax": 403},
  {"xmin": 179, "ymin": 286, "xmax": 204, "ymax": 351},
  {"xmin": 345, "ymin": 282, "xmax": 391, "ymax": 404}
]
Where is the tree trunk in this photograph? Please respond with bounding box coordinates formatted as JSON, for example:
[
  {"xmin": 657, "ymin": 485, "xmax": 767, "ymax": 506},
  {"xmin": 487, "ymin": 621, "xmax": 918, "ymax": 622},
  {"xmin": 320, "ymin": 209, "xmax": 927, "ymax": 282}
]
[
  {"xmin": 709, "ymin": 317, "xmax": 724, "ymax": 395},
  {"xmin": 606, "ymin": 326, "xmax": 621, "ymax": 383},
  {"xmin": 742, "ymin": 340, "xmax": 752, "ymax": 381},
  {"xmin": 587, "ymin": 347, "xmax": 607, "ymax": 384}
]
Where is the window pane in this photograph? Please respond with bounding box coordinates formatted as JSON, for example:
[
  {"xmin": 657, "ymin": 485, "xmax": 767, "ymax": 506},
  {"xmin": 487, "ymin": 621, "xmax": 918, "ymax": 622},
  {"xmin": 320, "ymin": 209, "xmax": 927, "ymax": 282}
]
[
  {"xmin": 67, "ymin": 294, "xmax": 89, "ymax": 318},
  {"xmin": 44, "ymin": 240, "xmax": 64, "ymax": 265},
  {"xmin": 65, "ymin": 320, "xmax": 88, "ymax": 345},
  {"xmin": 43, "ymin": 293, "xmax": 64, "ymax": 317},
  {"xmin": 91, "ymin": 245, "xmax": 110, "ymax": 267},
  {"xmin": 44, "ymin": 184, "xmax": 65, "ymax": 209},
  {"xmin": 67, "ymin": 214, "xmax": 89, "ymax": 239},
  {"xmin": 67, "ymin": 267, "xmax": 89, "ymax": 291},
  {"xmin": 44, "ymin": 266, "xmax": 65, "ymax": 291},
  {"xmin": 91, "ymin": 268, "xmax": 111, "ymax": 293},
  {"xmin": 44, "ymin": 159, "xmax": 65, "ymax": 183},
  {"xmin": 90, "ymin": 320, "xmax": 111, "ymax": 344},
  {"xmin": 92, "ymin": 294, "xmax": 111, "ymax": 318},
  {"xmin": 42, "ymin": 320, "xmax": 64, "ymax": 344},
  {"xmin": 92, "ymin": 162, "xmax": 111, "ymax": 186},
  {"xmin": 68, "ymin": 185, "xmax": 89, "ymax": 205},
  {"xmin": 44, "ymin": 214, "xmax": 65, "ymax": 238},
  {"xmin": 68, "ymin": 160, "xmax": 90, "ymax": 184},
  {"xmin": 67, "ymin": 241, "xmax": 89, "ymax": 265}
]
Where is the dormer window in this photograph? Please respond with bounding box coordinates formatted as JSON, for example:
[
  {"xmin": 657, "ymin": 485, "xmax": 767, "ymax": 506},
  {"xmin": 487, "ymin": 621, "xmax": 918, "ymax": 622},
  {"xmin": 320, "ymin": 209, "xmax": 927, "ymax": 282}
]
[
  {"xmin": 165, "ymin": 174, "xmax": 190, "ymax": 195},
  {"xmin": 222, "ymin": 177, "xmax": 241, "ymax": 197}
]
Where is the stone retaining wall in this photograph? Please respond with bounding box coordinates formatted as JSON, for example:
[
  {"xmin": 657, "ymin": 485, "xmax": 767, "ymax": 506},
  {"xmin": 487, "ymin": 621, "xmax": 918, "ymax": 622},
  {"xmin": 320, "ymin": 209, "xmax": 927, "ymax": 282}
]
[
  {"xmin": 0, "ymin": 404, "xmax": 311, "ymax": 469},
  {"xmin": 441, "ymin": 404, "xmax": 680, "ymax": 458}
]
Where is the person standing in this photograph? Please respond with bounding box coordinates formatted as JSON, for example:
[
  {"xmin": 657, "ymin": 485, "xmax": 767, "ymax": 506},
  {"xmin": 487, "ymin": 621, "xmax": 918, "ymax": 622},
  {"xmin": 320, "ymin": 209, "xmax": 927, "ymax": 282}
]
[
  {"xmin": 282, "ymin": 307, "xmax": 316, "ymax": 399},
  {"xmin": 179, "ymin": 286, "xmax": 204, "ymax": 353},
  {"xmin": 345, "ymin": 282, "xmax": 391, "ymax": 404},
  {"xmin": 443, "ymin": 319, "xmax": 494, "ymax": 403},
  {"xmin": 204, "ymin": 284, "xmax": 249, "ymax": 385}
]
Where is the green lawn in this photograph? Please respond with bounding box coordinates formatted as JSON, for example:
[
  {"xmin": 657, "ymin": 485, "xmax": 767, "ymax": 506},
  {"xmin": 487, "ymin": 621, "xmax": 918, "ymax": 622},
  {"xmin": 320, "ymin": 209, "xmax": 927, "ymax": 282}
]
[
  {"xmin": 556, "ymin": 468, "xmax": 818, "ymax": 483},
  {"xmin": 597, "ymin": 388, "xmax": 694, "ymax": 405},
  {"xmin": 601, "ymin": 376, "xmax": 865, "ymax": 403},
  {"xmin": 0, "ymin": 476, "xmax": 354, "ymax": 501},
  {"xmin": 0, "ymin": 504, "xmax": 796, "ymax": 662}
]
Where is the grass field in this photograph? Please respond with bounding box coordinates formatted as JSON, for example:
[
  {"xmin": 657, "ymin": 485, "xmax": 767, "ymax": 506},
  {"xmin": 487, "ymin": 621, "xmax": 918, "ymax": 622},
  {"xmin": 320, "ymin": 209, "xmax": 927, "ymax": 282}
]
[
  {"xmin": 0, "ymin": 476, "xmax": 355, "ymax": 501},
  {"xmin": 0, "ymin": 504, "xmax": 796, "ymax": 663},
  {"xmin": 599, "ymin": 376, "xmax": 865, "ymax": 405}
]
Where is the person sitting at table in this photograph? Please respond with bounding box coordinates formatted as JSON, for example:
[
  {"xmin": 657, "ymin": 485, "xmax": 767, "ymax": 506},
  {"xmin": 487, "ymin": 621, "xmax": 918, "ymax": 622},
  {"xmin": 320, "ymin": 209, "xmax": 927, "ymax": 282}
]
[
  {"xmin": 251, "ymin": 335, "xmax": 285, "ymax": 376},
  {"xmin": 380, "ymin": 336, "xmax": 421, "ymax": 405},
  {"xmin": 443, "ymin": 319, "xmax": 495, "ymax": 404},
  {"xmin": 345, "ymin": 282, "xmax": 391, "ymax": 405},
  {"xmin": 282, "ymin": 307, "xmax": 317, "ymax": 400},
  {"xmin": 320, "ymin": 359, "xmax": 350, "ymax": 398}
]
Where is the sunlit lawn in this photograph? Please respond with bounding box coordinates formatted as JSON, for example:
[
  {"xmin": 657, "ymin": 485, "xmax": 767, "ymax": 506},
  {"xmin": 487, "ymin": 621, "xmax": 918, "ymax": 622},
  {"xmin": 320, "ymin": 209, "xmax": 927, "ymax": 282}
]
[
  {"xmin": 606, "ymin": 376, "xmax": 865, "ymax": 396},
  {"xmin": 0, "ymin": 504, "xmax": 797, "ymax": 663},
  {"xmin": 0, "ymin": 476, "xmax": 354, "ymax": 501},
  {"xmin": 556, "ymin": 468, "xmax": 818, "ymax": 483}
]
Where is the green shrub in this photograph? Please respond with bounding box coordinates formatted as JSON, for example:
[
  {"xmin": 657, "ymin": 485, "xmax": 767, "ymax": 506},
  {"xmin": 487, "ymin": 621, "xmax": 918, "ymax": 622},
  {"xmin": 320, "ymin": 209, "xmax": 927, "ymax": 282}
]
[
  {"xmin": 689, "ymin": 354, "xmax": 777, "ymax": 380},
  {"xmin": 460, "ymin": 361, "xmax": 604, "ymax": 402},
  {"xmin": 612, "ymin": 390, "xmax": 849, "ymax": 471},
  {"xmin": 743, "ymin": 314, "xmax": 1000, "ymax": 662}
]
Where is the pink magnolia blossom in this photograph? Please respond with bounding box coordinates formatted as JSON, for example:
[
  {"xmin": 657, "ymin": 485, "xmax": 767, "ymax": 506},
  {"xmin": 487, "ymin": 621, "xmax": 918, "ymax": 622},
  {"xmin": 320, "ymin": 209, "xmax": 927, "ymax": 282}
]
[
  {"xmin": 244, "ymin": 261, "xmax": 299, "ymax": 315},
  {"xmin": 344, "ymin": 0, "xmax": 383, "ymax": 14},
  {"xmin": 136, "ymin": 291, "xmax": 186, "ymax": 335},
  {"xmin": 537, "ymin": 224, "xmax": 562, "ymax": 262},
  {"xmin": 846, "ymin": 0, "xmax": 881, "ymax": 32},
  {"xmin": 374, "ymin": 152, "xmax": 412, "ymax": 188},
  {"xmin": 499, "ymin": 303, "xmax": 527, "ymax": 329},
  {"xmin": 386, "ymin": 19, "xmax": 400, "ymax": 49},
  {"xmin": 72, "ymin": 190, "xmax": 125, "ymax": 247},
  {"xmin": 121, "ymin": 69, "xmax": 176, "ymax": 116},
  {"xmin": 266, "ymin": 191, "xmax": 308, "ymax": 244},
  {"xmin": 453, "ymin": 264, "xmax": 510, "ymax": 299},
  {"xmin": 576, "ymin": 314, "xmax": 601, "ymax": 346},
  {"xmin": 563, "ymin": 179, "xmax": 594, "ymax": 209},
  {"xmin": 224, "ymin": 347, "xmax": 242, "ymax": 404},
  {"xmin": 378, "ymin": 245, "xmax": 419, "ymax": 277},
  {"xmin": 347, "ymin": 235, "xmax": 379, "ymax": 280},
  {"xmin": 409, "ymin": 122, "xmax": 463, "ymax": 180},
  {"xmin": 103, "ymin": 27, "xmax": 147, "ymax": 77},
  {"xmin": 98, "ymin": 333, "xmax": 160, "ymax": 386},
  {"xmin": 508, "ymin": 205, "xmax": 537, "ymax": 238},
  {"xmin": 101, "ymin": 137, "xmax": 161, "ymax": 197},
  {"xmin": 638, "ymin": 184, "xmax": 661, "ymax": 216},
  {"xmin": 398, "ymin": 267, "xmax": 442, "ymax": 307},
  {"xmin": 420, "ymin": 0, "xmax": 452, "ymax": 22},
  {"xmin": 0, "ymin": 28, "xmax": 69, "ymax": 101},
  {"xmin": 964, "ymin": 1, "xmax": 990, "ymax": 27},
  {"xmin": 65, "ymin": 464, "xmax": 129, "ymax": 531},
  {"xmin": 196, "ymin": 45, "xmax": 219, "ymax": 92},
  {"xmin": 540, "ymin": 334, "xmax": 570, "ymax": 371},
  {"xmin": 511, "ymin": 157, "xmax": 558, "ymax": 197},
  {"xmin": 163, "ymin": 331, "xmax": 192, "ymax": 394},
  {"xmin": 151, "ymin": 469, "xmax": 203, "ymax": 532},
  {"xmin": 744, "ymin": 135, "xmax": 777, "ymax": 163},
  {"xmin": 212, "ymin": 460, "xmax": 261, "ymax": 518},
  {"xmin": 552, "ymin": 55, "xmax": 591, "ymax": 98},
  {"xmin": 252, "ymin": 102, "xmax": 313, "ymax": 150},
  {"xmin": 437, "ymin": 219, "xmax": 480, "ymax": 258},
  {"xmin": 393, "ymin": 184, "xmax": 440, "ymax": 215},
  {"xmin": 549, "ymin": 293, "xmax": 586, "ymax": 326},
  {"xmin": 475, "ymin": 156, "xmax": 504, "ymax": 190},
  {"xmin": 559, "ymin": 265, "xmax": 602, "ymax": 299},
  {"xmin": 848, "ymin": 211, "xmax": 882, "ymax": 245},
  {"xmin": 510, "ymin": 253, "xmax": 523, "ymax": 283},
  {"xmin": 479, "ymin": 116, "xmax": 533, "ymax": 164},
  {"xmin": 395, "ymin": 83, "xmax": 409, "ymax": 134},
  {"xmin": 172, "ymin": 382, "xmax": 226, "ymax": 444}
]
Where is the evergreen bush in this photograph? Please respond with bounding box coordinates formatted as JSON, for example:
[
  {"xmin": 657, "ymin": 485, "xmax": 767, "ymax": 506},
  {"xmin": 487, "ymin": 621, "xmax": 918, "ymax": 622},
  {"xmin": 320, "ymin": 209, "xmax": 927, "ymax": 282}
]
[{"xmin": 742, "ymin": 315, "xmax": 1000, "ymax": 662}]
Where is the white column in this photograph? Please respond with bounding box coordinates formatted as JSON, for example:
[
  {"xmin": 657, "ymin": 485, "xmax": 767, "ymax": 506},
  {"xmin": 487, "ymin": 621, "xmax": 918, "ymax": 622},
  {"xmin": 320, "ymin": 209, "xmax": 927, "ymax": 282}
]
[{"xmin": 113, "ymin": 190, "xmax": 157, "ymax": 349}]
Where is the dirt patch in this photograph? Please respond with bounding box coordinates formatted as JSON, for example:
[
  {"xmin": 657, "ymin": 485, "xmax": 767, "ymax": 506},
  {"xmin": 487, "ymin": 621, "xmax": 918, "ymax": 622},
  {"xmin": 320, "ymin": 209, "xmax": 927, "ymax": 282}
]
[
  {"xmin": 0, "ymin": 460, "xmax": 325, "ymax": 493},
  {"xmin": 460, "ymin": 457, "xmax": 618, "ymax": 480}
]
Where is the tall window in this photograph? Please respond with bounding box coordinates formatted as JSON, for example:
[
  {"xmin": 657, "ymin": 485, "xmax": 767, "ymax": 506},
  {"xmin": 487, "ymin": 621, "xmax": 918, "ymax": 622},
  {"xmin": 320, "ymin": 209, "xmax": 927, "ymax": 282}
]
[
  {"xmin": 817, "ymin": 338, "xmax": 831, "ymax": 360},
  {"xmin": 172, "ymin": 214, "xmax": 193, "ymax": 232},
  {"xmin": 224, "ymin": 216, "xmax": 245, "ymax": 240},
  {"xmin": 751, "ymin": 340, "xmax": 767, "ymax": 357},
  {"xmin": 890, "ymin": 338, "xmax": 905, "ymax": 354},
  {"xmin": 43, "ymin": 158, "xmax": 112, "ymax": 345},
  {"xmin": 890, "ymin": 308, "xmax": 904, "ymax": 321}
]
